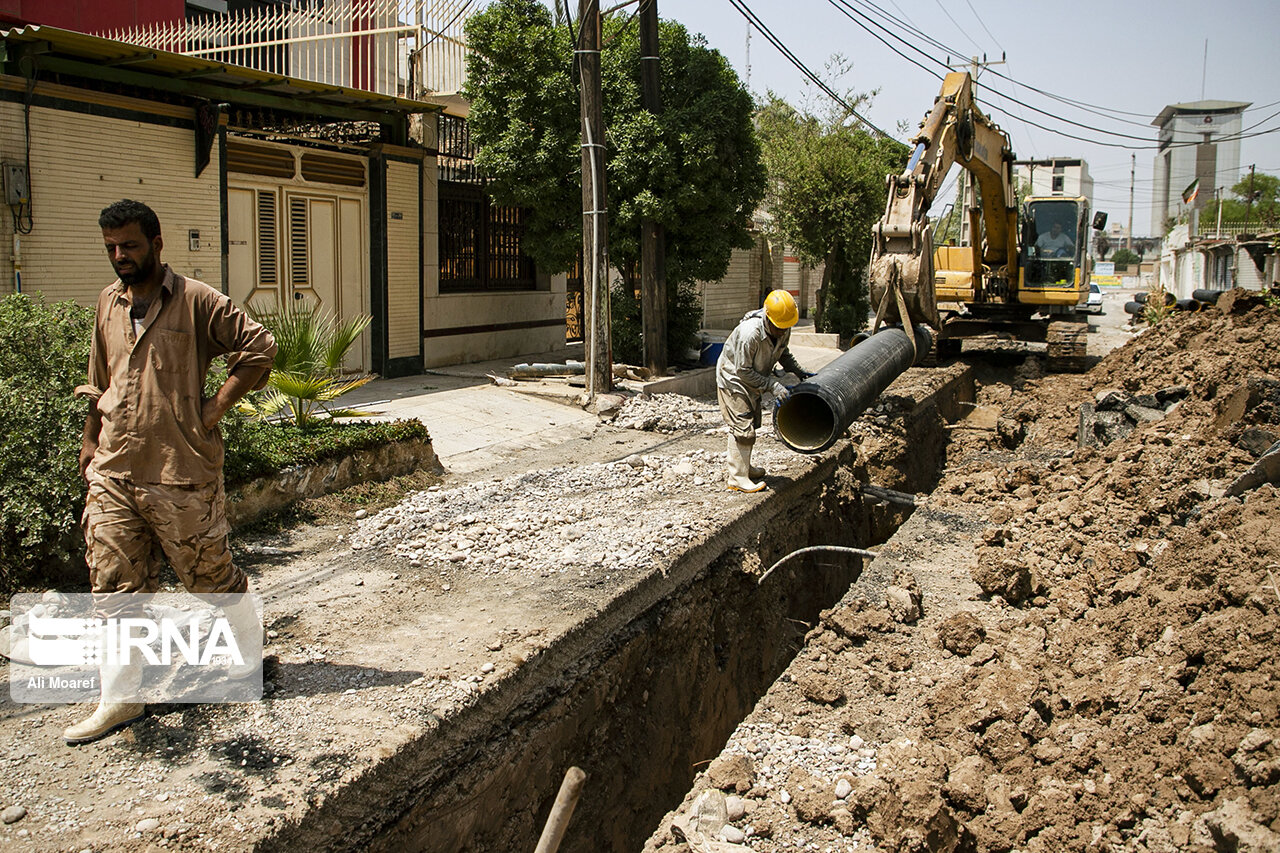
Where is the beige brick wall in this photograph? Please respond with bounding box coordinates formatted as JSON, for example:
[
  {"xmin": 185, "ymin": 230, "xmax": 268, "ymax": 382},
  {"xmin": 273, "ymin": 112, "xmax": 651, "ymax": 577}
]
[{"xmin": 0, "ymin": 101, "xmax": 221, "ymax": 302}]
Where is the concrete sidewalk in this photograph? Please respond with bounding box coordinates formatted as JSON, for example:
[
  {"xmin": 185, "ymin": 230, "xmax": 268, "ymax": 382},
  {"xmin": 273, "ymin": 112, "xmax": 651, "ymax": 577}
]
[
  {"xmin": 341, "ymin": 345, "xmax": 600, "ymax": 475},
  {"xmin": 342, "ymin": 339, "xmax": 844, "ymax": 475}
]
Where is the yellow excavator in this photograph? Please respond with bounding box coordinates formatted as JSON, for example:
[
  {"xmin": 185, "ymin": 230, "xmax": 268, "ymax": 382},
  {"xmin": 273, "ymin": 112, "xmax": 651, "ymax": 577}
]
[{"xmin": 868, "ymin": 71, "xmax": 1106, "ymax": 371}]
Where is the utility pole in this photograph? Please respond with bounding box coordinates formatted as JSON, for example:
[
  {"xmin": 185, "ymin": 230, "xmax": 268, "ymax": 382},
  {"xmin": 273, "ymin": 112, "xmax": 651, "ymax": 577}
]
[
  {"xmin": 578, "ymin": 0, "xmax": 611, "ymax": 395},
  {"xmin": 1245, "ymin": 163, "xmax": 1257, "ymax": 233},
  {"xmin": 639, "ymin": 0, "xmax": 666, "ymax": 375},
  {"xmin": 1127, "ymin": 153, "xmax": 1135, "ymax": 249}
]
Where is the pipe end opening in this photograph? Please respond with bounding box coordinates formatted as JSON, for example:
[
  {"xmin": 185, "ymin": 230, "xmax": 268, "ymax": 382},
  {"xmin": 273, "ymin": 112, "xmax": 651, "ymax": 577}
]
[{"xmin": 776, "ymin": 392, "xmax": 837, "ymax": 453}]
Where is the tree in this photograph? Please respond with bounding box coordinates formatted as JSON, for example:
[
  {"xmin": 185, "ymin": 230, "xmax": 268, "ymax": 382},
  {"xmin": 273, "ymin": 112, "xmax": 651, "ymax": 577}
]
[
  {"xmin": 755, "ymin": 73, "xmax": 907, "ymax": 338},
  {"xmin": 462, "ymin": 0, "xmax": 581, "ymax": 275},
  {"xmin": 462, "ymin": 0, "xmax": 766, "ymax": 360},
  {"xmin": 1111, "ymin": 247, "xmax": 1140, "ymax": 267},
  {"xmin": 1201, "ymin": 171, "xmax": 1279, "ymax": 228},
  {"xmin": 1094, "ymin": 233, "xmax": 1111, "ymax": 261}
]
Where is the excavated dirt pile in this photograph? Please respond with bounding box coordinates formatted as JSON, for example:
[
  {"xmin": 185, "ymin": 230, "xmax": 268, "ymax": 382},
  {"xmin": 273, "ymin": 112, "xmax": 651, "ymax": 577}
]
[{"xmin": 647, "ymin": 290, "xmax": 1280, "ymax": 853}]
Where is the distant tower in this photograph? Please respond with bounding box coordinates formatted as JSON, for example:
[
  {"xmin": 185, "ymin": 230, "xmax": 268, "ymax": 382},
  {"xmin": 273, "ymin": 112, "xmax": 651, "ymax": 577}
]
[{"xmin": 1151, "ymin": 100, "xmax": 1249, "ymax": 233}]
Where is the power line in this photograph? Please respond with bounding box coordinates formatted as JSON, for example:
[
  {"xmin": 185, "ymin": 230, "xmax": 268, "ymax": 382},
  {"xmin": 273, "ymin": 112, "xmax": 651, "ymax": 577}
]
[
  {"xmin": 930, "ymin": 0, "xmax": 980, "ymax": 54},
  {"xmin": 830, "ymin": 0, "xmax": 1177, "ymax": 145},
  {"xmin": 725, "ymin": 0, "xmax": 899, "ymax": 141},
  {"xmin": 826, "ymin": 0, "xmax": 942, "ymax": 81}
]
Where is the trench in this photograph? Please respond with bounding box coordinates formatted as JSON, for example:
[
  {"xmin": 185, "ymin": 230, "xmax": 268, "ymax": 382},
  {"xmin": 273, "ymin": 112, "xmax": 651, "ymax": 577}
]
[{"xmin": 261, "ymin": 365, "xmax": 973, "ymax": 853}]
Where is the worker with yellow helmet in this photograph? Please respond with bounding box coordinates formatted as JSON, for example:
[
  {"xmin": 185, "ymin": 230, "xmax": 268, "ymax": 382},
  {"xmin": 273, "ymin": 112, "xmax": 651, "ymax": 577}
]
[{"xmin": 715, "ymin": 290, "xmax": 813, "ymax": 492}]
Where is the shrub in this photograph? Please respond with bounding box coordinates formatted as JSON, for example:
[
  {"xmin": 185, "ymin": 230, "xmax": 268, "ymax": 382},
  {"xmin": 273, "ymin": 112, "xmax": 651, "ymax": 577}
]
[
  {"xmin": 240, "ymin": 301, "xmax": 374, "ymax": 428},
  {"xmin": 0, "ymin": 294, "xmax": 428, "ymax": 596},
  {"xmin": 610, "ymin": 280, "xmax": 704, "ymax": 366},
  {"xmin": 223, "ymin": 419, "xmax": 430, "ymax": 488},
  {"xmin": 1111, "ymin": 248, "xmax": 1140, "ymax": 267},
  {"xmin": 0, "ymin": 295, "xmax": 94, "ymax": 594}
]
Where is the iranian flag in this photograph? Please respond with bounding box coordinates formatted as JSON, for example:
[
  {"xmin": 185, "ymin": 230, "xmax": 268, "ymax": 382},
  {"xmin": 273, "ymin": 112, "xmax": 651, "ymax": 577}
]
[{"xmin": 1182, "ymin": 178, "xmax": 1200, "ymax": 205}]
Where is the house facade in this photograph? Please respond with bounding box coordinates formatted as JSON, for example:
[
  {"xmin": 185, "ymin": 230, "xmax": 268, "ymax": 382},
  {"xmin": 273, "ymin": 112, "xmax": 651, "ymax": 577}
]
[
  {"xmin": 1014, "ymin": 158, "xmax": 1094, "ymax": 204},
  {"xmin": 0, "ymin": 25, "xmax": 566, "ymax": 376}
]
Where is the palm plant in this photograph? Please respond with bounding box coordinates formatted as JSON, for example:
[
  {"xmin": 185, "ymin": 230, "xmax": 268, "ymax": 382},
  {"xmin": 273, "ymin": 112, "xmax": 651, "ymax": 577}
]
[{"xmin": 239, "ymin": 300, "xmax": 376, "ymax": 429}]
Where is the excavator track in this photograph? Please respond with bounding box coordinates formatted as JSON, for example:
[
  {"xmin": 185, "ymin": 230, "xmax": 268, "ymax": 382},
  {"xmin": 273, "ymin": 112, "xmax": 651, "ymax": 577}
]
[{"xmin": 1046, "ymin": 319, "xmax": 1088, "ymax": 372}]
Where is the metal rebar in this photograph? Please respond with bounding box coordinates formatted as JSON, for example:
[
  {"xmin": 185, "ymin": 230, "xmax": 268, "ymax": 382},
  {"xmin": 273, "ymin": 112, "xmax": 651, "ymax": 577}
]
[{"xmin": 756, "ymin": 545, "xmax": 879, "ymax": 586}]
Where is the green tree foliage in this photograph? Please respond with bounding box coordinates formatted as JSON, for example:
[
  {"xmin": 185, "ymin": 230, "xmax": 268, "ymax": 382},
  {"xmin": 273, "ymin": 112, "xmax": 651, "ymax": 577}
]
[
  {"xmin": 462, "ymin": 0, "xmax": 581, "ymax": 274},
  {"xmin": 1201, "ymin": 171, "xmax": 1279, "ymax": 227},
  {"xmin": 756, "ymin": 80, "xmax": 907, "ymax": 338},
  {"xmin": 462, "ymin": 0, "xmax": 766, "ymax": 360},
  {"xmin": 599, "ymin": 17, "xmax": 765, "ymax": 289},
  {"xmin": 1094, "ymin": 233, "xmax": 1111, "ymax": 260},
  {"xmin": 1111, "ymin": 247, "xmax": 1140, "ymax": 266},
  {"xmin": 0, "ymin": 296, "xmax": 93, "ymax": 593}
]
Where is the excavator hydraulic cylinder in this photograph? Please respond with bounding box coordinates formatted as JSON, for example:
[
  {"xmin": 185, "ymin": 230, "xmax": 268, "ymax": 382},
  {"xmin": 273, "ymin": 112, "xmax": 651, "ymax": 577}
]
[{"xmin": 774, "ymin": 324, "xmax": 934, "ymax": 454}]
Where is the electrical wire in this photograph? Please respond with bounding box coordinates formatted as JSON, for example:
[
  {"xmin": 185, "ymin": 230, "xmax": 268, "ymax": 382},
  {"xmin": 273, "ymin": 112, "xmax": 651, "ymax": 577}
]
[
  {"xmin": 725, "ymin": 0, "xmax": 899, "ymax": 141},
  {"xmin": 826, "ymin": 0, "xmax": 942, "ymax": 82}
]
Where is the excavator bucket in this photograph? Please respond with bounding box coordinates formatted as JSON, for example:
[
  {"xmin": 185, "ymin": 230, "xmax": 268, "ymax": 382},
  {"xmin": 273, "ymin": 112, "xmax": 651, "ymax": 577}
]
[{"xmin": 869, "ymin": 222, "xmax": 941, "ymax": 332}]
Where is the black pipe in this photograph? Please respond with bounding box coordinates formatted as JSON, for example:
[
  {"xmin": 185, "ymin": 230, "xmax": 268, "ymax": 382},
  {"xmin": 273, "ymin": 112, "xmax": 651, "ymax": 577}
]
[
  {"xmin": 1175, "ymin": 298, "xmax": 1201, "ymax": 312},
  {"xmin": 1124, "ymin": 300, "xmax": 1146, "ymax": 316},
  {"xmin": 1134, "ymin": 291, "xmax": 1147, "ymax": 304},
  {"xmin": 775, "ymin": 324, "xmax": 933, "ymax": 454},
  {"xmin": 1192, "ymin": 289, "xmax": 1222, "ymax": 304}
]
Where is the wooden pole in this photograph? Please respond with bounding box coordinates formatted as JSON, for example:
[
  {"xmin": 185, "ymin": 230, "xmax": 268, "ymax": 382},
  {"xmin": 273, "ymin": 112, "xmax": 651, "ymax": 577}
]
[
  {"xmin": 578, "ymin": 0, "xmax": 612, "ymax": 395},
  {"xmin": 639, "ymin": 0, "xmax": 666, "ymax": 376},
  {"xmin": 533, "ymin": 767, "xmax": 587, "ymax": 853}
]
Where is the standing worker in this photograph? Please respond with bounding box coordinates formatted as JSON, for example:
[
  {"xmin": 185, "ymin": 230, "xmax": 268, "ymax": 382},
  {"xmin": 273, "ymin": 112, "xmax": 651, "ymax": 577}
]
[
  {"xmin": 716, "ymin": 290, "xmax": 812, "ymax": 492},
  {"xmin": 66, "ymin": 199, "xmax": 277, "ymax": 744}
]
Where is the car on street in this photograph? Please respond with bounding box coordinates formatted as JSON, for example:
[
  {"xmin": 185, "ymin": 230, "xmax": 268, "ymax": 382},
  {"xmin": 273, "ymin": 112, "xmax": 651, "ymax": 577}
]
[{"xmin": 1084, "ymin": 282, "xmax": 1104, "ymax": 314}]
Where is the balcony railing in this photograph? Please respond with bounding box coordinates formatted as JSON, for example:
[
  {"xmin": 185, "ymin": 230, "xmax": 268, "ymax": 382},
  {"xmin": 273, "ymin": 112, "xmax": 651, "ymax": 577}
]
[{"xmin": 100, "ymin": 0, "xmax": 471, "ymax": 100}]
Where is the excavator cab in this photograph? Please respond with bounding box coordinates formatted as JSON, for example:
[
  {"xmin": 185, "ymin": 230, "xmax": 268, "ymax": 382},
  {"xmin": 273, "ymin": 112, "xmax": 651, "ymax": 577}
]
[{"xmin": 1020, "ymin": 197, "xmax": 1089, "ymax": 306}]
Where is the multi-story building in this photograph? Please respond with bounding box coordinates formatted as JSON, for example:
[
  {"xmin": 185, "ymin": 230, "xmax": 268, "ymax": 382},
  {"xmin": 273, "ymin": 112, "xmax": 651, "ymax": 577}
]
[
  {"xmin": 1150, "ymin": 99, "xmax": 1249, "ymax": 233},
  {"xmin": 1014, "ymin": 158, "xmax": 1094, "ymax": 204}
]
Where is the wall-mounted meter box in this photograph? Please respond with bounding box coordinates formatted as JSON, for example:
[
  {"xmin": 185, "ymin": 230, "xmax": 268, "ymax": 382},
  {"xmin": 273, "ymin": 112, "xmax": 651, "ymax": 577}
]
[{"xmin": 2, "ymin": 162, "xmax": 30, "ymax": 205}]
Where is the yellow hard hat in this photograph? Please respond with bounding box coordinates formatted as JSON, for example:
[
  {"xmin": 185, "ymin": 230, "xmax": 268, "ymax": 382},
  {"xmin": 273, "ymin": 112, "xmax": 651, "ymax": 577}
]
[{"xmin": 764, "ymin": 290, "xmax": 799, "ymax": 329}]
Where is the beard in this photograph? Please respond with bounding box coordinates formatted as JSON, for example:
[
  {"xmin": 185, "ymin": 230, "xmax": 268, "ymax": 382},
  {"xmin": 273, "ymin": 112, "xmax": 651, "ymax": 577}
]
[{"xmin": 115, "ymin": 249, "xmax": 158, "ymax": 286}]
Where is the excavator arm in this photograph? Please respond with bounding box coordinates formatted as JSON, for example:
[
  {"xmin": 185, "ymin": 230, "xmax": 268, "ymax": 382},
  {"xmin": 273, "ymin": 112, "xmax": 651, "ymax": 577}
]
[{"xmin": 869, "ymin": 71, "xmax": 1018, "ymax": 330}]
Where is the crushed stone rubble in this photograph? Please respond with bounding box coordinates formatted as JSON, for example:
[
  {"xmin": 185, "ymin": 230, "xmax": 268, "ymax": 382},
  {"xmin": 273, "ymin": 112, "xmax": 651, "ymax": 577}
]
[
  {"xmin": 349, "ymin": 446, "xmax": 810, "ymax": 576},
  {"xmin": 611, "ymin": 393, "xmax": 727, "ymax": 433}
]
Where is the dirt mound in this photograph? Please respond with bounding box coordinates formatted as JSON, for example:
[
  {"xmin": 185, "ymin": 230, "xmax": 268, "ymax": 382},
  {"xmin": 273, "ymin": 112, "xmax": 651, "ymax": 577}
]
[
  {"xmin": 646, "ymin": 291, "xmax": 1280, "ymax": 852},
  {"xmin": 923, "ymin": 293, "xmax": 1280, "ymax": 851}
]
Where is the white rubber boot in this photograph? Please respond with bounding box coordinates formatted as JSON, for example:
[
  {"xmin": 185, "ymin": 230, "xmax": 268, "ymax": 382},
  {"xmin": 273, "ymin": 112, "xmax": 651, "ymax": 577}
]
[
  {"xmin": 218, "ymin": 597, "xmax": 264, "ymax": 680},
  {"xmin": 726, "ymin": 435, "xmax": 766, "ymax": 492},
  {"xmin": 63, "ymin": 663, "xmax": 144, "ymax": 745}
]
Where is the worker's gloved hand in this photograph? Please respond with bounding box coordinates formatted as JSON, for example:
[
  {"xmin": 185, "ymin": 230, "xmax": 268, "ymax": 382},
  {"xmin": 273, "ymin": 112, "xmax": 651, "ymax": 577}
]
[
  {"xmin": 773, "ymin": 383, "xmax": 791, "ymax": 402},
  {"xmin": 799, "ymin": 370, "xmax": 816, "ymax": 380}
]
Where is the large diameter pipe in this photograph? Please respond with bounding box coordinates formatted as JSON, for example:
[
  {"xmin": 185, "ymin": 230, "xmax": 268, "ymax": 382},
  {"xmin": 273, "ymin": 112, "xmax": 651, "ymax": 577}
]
[{"xmin": 775, "ymin": 324, "xmax": 933, "ymax": 454}]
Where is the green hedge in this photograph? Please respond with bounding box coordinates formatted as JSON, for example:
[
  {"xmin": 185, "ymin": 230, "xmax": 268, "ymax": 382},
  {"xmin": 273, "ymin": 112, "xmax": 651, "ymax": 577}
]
[
  {"xmin": 0, "ymin": 295, "xmax": 95, "ymax": 596},
  {"xmin": 222, "ymin": 419, "xmax": 430, "ymax": 488},
  {"xmin": 0, "ymin": 293, "xmax": 429, "ymax": 596}
]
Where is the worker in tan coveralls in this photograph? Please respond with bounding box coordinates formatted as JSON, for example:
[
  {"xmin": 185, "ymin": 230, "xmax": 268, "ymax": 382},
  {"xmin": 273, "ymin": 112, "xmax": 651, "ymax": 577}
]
[
  {"xmin": 716, "ymin": 290, "xmax": 812, "ymax": 492},
  {"xmin": 66, "ymin": 199, "xmax": 277, "ymax": 744}
]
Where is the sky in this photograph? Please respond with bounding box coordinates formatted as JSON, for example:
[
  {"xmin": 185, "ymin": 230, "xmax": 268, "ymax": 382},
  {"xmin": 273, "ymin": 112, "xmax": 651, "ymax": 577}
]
[{"xmin": 627, "ymin": 0, "xmax": 1280, "ymax": 236}]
